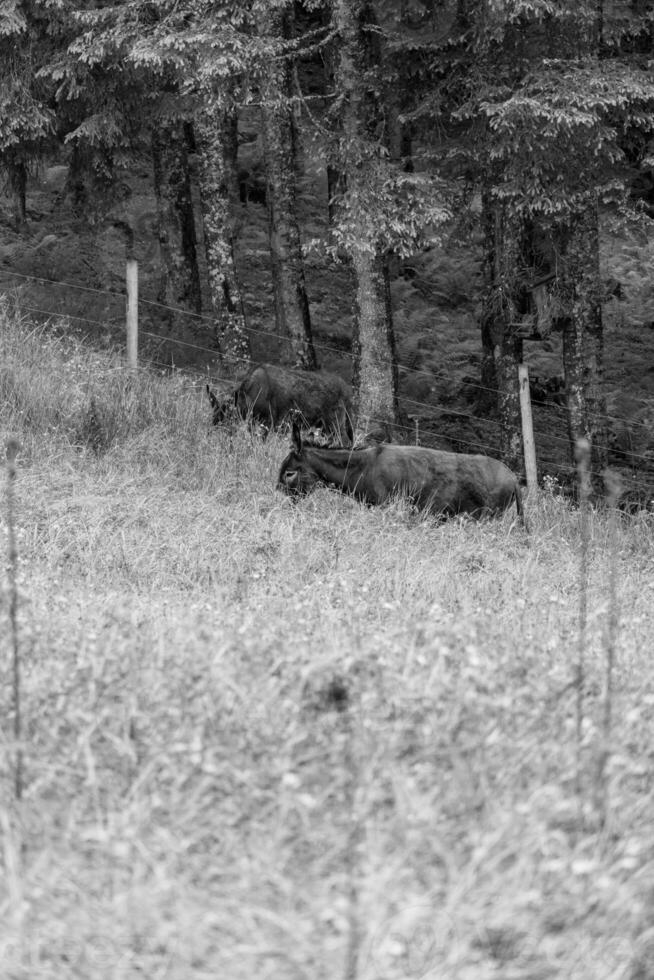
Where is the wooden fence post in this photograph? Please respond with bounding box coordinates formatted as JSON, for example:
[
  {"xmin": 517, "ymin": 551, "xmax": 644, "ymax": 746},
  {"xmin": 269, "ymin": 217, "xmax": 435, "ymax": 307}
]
[
  {"xmin": 518, "ymin": 363, "xmax": 538, "ymax": 497},
  {"xmin": 126, "ymin": 259, "xmax": 138, "ymax": 369}
]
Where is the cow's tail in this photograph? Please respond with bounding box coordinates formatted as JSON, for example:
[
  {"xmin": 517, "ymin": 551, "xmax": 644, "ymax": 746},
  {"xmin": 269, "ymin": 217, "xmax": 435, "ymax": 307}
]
[{"xmin": 339, "ymin": 400, "xmax": 354, "ymax": 445}]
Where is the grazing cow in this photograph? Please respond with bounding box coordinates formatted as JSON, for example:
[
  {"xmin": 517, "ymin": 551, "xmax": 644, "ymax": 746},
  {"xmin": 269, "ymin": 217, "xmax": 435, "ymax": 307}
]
[
  {"xmin": 234, "ymin": 363, "xmax": 353, "ymax": 442},
  {"xmin": 278, "ymin": 422, "xmax": 526, "ymax": 525}
]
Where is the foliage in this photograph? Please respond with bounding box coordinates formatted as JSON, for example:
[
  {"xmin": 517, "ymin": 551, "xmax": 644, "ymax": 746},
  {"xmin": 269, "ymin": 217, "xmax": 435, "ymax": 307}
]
[
  {"xmin": 52, "ymin": 0, "xmax": 326, "ymax": 210},
  {"xmin": 68, "ymin": 0, "xmax": 310, "ymax": 103},
  {"xmin": 0, "ymin": 0, "xmax": 62, "ymax": 161},
  {"xmin": 383, "ymin": 0, "xmax": 654, "ymax": 224},
  {"xmin": 3, "ymin": 0, "xmax": 654, "ymax": 233},
  {"xmin": 331, "ymin": 164, "xmax": 451, "ymax": 258},
  {"xmin": 479, "ymin": 60, "xmax": 654, "ymax": 218}
]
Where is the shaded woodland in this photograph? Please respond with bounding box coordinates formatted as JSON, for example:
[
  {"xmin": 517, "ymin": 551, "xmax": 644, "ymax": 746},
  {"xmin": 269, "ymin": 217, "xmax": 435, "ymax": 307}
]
[{"xmin": 2, "ymin": 0, "xmax": 654, "ymax": 500}]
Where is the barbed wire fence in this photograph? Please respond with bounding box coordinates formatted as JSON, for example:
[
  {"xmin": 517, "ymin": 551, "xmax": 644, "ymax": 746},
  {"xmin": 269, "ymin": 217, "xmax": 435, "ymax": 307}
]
[{"xmin": 2, "ymin": 268, "xmax": 653, "ymax": 496}]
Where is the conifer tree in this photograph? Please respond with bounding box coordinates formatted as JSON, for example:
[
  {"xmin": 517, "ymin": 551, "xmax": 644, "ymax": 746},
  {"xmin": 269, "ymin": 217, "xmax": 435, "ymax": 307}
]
[
  {"xmin": 0, "ymin": 1, "xmax": 60, "ymax": 227},
  {"xmin": 257, "ymin": 4, "xmax": 317, "ymax": 370}
]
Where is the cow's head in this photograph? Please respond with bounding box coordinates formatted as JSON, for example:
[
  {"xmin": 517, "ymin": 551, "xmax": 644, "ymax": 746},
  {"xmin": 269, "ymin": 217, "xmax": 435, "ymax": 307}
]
[{"xmin": 277, "ymin": 422, "xmax": 322, "ymax": 498}]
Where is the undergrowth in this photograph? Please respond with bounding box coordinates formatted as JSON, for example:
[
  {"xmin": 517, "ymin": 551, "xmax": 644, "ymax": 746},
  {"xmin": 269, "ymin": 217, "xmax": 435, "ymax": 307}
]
[{"xmin": 1, "ymin": 311, "xmax": 654, "ymax": 979}]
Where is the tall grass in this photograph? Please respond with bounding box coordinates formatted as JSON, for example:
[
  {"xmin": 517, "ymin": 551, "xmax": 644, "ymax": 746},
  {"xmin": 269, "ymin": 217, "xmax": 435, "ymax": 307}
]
[{"xmin": 2, "ymin": 309, "xmax": 654, "ymax": 978}]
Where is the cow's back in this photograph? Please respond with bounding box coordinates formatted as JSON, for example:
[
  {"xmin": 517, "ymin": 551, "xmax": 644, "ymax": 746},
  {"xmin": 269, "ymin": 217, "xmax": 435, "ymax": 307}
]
[
  {"xmin": 370, "ymin": 445, "xmax": 519, "ymax": 514},
  {"xmin": 246, "ymin": 363, "xmax": 351, "ymax": 429},
  {"xmin": 237, "ymin": 365, "xmax": 275, "ymax": 420}
]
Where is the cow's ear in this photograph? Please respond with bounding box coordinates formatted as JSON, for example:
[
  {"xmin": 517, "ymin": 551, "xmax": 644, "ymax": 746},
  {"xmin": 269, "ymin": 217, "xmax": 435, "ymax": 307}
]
[{"xmin": 292, "ymin": 419, "xmax": 302, "ymax": 452}]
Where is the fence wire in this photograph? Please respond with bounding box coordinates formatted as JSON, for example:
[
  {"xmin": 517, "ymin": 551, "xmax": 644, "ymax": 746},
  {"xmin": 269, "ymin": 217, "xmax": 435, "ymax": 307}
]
[{"xmin": 3, "ymin": 268, "xmax": 653, "ymax": 486}]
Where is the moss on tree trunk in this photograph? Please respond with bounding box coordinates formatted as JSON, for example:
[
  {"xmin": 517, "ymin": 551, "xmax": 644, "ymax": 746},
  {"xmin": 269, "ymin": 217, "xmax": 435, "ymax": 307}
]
[
  {"xmin": 195, "ymin": 100, "xmax": 251, "ymax": 372},
  {"xmin": 556, "ymin": 204, "xmax": 608, "ymax": 487},
  {"xmin": 351, "ymin": 246, "xmax": 398, "ymax": 433},
  {"xmin": 480, "ymin": 194, "xmax": 524, "ymax": 471}
]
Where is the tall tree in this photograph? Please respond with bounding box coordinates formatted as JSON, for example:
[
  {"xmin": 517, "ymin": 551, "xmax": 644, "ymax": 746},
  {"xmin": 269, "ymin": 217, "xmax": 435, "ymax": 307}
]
[
  {"xmin": 554, "ymin": 206, "xmax": 608, "ymax": 474},
  {"xmin": 0, "ymin": 1, "xmax": 58, "ymax": 228},
  {"xmin": 327, "ymin": 0, "xmax": 449, "ymax": 436},
  {"xmin": 401, "ymin": 0, "xmax": 654, "ymax": 481},
  {"xmin": 475, "ymin": 9, "xmax": 538, "ymax": 472},
  {"xmin": 478, "ymin": 43, "xmax": 654, "ymax": 480},
  {"xmin": 194, "ymin": 93, "xmax": 251, "ymax": 371},
  {"xmin": 150, "ymin": 108, "xmax": 202, "ymax": 320},
  {"xmin": 329, "ymin": 0, "xmax": 398, "ymax": 435},
  {"xmin": 257, "ymin": 5, "xmax": 317, "ymax": 370},
  {"xmin": 50, "ymin": 3, "xmax": 154, "ymax": 222},
  {"xmin": 479, "ymin": 194, "xmax": 525, "ymax": 470},
  {"xmin": 66, "ymin": 1, "xmax": 249, "ymax": 358}
]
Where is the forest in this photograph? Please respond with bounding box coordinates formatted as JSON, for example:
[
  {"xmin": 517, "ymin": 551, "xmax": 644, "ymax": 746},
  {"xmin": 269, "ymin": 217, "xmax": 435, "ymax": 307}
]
[{"xmin": 2, "ymin": 0, "xmax": 654, "ymax": 501}]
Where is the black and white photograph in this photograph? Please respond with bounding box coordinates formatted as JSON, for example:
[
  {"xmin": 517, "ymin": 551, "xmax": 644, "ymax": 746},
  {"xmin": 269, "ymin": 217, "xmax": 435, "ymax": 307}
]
[{"xmin": 1, "ymin": 1, "xmax": 654, "ymax": 977}]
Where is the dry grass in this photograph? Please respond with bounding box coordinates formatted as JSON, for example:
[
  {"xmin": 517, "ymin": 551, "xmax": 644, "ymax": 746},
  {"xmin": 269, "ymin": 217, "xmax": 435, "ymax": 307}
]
[{"xmin": 2, "ymin": 310, "xmax": 654, "ymax": 979}]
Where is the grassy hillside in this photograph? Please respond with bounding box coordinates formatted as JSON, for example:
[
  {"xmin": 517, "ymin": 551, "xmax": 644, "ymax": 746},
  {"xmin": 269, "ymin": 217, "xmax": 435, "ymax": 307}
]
[
  {"xmin": 3, "ymin": 155, "xmax": 654, "ymax": 513},
  {"xmin": 1, "ymin": 309, "xmax": 654, "ymax": 978}
]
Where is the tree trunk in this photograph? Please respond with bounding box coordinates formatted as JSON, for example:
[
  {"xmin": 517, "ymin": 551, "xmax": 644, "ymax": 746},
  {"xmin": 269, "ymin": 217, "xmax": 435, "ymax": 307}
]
[
  {"xmin": 333, "ymin": 0, "xmax": 398, "ymax": 436},
  {"xmin": 387, "ymin": 103, "xmax": 413, "ymax": 173},
  {"xmin": 65, "ymin": 143, "xmax": 115, "ymax": 220},
  {"xmin": 384, "ymin": 4, "xmax": 413, "ymax": 176},
  {"xmin": 151, "ymin": 120, "xmax": 202, "ymax": 334},
  {"xmin": 351, "ymin": 246, "xmax": 398, "ymax": 433},
  {"xmin": 555, "ymin": 204, "xmax": 608, "ymax": 486},
  {"xmin": 322, "ymin": 2, "xmax": 347, "ymax": 226},
  {"xmin": 258, "ymin": 7, "xmax": 317, "ymax": 371},
  {"xmin": 480, "ymin": 193, "xmax": 523, "ymax": 470},
  {"xmin": 495, "ymin": 330, "xmax": 523, "ymax": 472},
  {"xmin": 327, "ymin": 165, "xmax": 347, "ymax": 228},
  {"xmin": 8, "ymin": 159, "xmax": 27, "ymax": 229},
  {"xmin": 385, "ymin": 41, "xmax": 412, "ymax": 279},
  {"xmin": 479, "ymin": 314, "xmax": 496, "ymax": 415},
  {"xmin": 194, "ymin": 99, "xmax": 251, "ymax": 372}
]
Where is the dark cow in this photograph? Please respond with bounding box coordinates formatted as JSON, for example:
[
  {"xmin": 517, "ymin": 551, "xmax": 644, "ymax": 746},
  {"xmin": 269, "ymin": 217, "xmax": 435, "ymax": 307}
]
[
  {"xmin": 233, "ymin": 363, "xmax": 353, "ymax": 442},
  {"xmin": 278, "ymin": 422, "xmax": 526, "ymax": 525}
]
